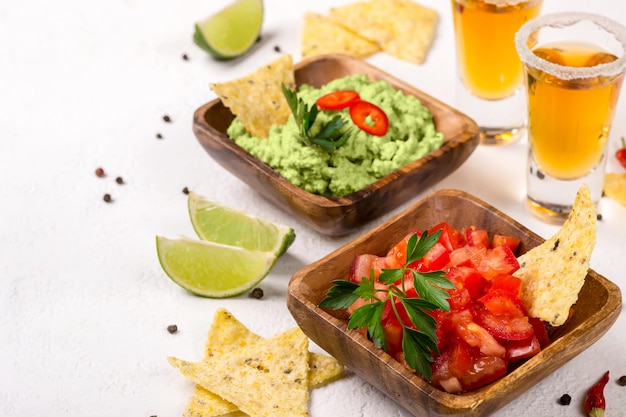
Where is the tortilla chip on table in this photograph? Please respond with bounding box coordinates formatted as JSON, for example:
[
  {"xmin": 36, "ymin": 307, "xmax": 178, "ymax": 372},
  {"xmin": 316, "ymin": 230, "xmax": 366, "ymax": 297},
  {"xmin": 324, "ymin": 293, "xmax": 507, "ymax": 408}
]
[
  {"xmin": 301, "ymin": 12, "xmax": 381, "ymax": 59},
  {"xmin": 327, "ymin": 0, "xmax": 438, "ymax": 64}
]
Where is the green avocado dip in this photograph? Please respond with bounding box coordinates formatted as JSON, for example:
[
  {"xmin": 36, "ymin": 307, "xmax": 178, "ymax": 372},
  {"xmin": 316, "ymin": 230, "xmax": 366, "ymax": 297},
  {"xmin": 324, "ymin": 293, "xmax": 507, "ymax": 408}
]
[{"xmin": 227, "ymin": 74, "xmax": 444, "ymax": 196}]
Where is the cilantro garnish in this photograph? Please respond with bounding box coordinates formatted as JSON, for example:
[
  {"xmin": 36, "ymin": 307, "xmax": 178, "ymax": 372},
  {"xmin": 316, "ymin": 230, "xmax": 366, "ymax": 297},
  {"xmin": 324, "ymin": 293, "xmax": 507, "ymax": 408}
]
[
  {"xmin": 319, "ymin": 230, "xmax": 454, "ymax": 380},
  {"xmin": 281, "ymin": 83, "xmax": 351, "ymax": 153}
]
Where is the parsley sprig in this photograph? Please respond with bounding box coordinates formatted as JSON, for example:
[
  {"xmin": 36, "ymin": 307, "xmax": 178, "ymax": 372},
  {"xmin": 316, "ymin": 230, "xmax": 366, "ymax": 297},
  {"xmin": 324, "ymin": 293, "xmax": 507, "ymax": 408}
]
[
  {"xmin": 281, "ymin": 83, "xmax": 351, "ymax": 153},
  {"xmin": 319, "ymin": 230, "xmax": 454, "ymax": 380}
]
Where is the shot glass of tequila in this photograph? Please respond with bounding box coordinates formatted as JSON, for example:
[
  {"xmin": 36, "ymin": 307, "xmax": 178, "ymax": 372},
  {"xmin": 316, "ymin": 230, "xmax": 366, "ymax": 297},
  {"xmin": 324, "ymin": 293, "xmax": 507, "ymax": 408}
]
[
  {"xmin": 515, "ymin": 12, "xmax": 626, "ymax": 223},
  {"xmin": 451, "ymin": 0, "xmax": 543, "ymax": 145}
]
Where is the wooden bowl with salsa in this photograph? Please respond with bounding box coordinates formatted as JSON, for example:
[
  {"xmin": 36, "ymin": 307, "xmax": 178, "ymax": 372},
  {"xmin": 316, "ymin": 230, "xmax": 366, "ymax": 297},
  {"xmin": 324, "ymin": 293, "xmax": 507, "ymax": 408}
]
[
  {"xmin": 192, "ymin": 54, "xmax": 479, "ymax": 236},
  {"xmin": 286, "ymin": 189, "xmax": 621, "ymax": 416}
]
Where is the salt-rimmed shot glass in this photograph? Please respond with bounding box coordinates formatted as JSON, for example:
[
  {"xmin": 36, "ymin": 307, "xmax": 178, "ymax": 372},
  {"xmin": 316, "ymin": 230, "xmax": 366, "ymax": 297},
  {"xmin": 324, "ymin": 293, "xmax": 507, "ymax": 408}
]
[
  {"xmin": 515, "ymin": 12, "xmax": 626, "ymax": 223},
  {"xmin": 451, "ymin": 0, "xmax": 543, "ymax": 146}
]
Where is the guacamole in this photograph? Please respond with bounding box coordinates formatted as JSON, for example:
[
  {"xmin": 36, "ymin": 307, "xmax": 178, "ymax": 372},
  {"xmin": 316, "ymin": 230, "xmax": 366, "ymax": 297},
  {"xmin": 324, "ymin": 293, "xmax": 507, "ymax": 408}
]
[{"xmin": 227, "ymin": 74, "xmax": 443, "ymax": 196}]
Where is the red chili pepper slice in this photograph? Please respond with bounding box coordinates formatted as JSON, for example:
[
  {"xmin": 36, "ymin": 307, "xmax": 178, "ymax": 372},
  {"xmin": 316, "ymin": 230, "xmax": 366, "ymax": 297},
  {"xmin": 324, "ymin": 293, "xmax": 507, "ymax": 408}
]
[
  {"xmin": 616, "ymin": 137, "xmax": 626, "ymax": 170},
  {"xmin": 349, "ymin": 99, "xmax": 389, "ymax": 136},
  {"xmin": 585, "ymin": 371, "xmax": 609, "ymax": 417},
  {"xmin": 316, "ymin": 90, "xmax": 360, "ymax": 110}
]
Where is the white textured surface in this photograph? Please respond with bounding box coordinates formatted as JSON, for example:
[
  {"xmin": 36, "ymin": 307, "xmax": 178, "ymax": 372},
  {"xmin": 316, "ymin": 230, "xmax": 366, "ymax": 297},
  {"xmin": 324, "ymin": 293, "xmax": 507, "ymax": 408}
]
[{"xmin": 1, "ymin": 0, "xmax": 625, "ymax": 416}]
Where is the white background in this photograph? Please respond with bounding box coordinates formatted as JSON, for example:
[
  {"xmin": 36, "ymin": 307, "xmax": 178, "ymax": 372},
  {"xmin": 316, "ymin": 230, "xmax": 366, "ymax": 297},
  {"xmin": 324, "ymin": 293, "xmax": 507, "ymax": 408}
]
[{"xmin": 1, "ymin": 0, "xmax": 625, "ymax": 416}]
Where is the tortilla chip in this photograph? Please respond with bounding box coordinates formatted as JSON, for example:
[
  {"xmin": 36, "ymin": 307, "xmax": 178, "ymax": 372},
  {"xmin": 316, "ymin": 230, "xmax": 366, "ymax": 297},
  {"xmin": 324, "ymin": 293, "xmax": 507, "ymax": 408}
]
[
  {"xmin": 210, "ymin": 54, "xmax": 296, "ymax": 138},
  {"xmin": 514, "ymin": 184, "xmax": 596, "ymax": 326},
  {"xmin": 308, "ymin": 352, "xmax": 345, "ymax": 387},
  {"xmin": 181, "ymin": 309, "xmax": 344, "ymax": 417},
  {"xmin": 301, "ymin": 12, "xmax": 381, "ymax": 59},
  {"xmin": 183, "ymin": 389, "xmax": 241, "ymax": 417},
  {"xmin": 604, "ymin": 172, "xmax": 626, "ymax": 206},
  {"xmin": 328, "ymin": 0, "xmax": 438, "ymax": 64},
  {"xmin": 168, "ymin": 327, "xmax": 310, "ymax": 417}
]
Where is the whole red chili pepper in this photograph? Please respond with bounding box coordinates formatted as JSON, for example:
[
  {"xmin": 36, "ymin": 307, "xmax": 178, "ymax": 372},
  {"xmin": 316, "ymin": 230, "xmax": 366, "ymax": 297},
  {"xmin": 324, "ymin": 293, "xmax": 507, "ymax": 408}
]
[{"xmin": 585, "ymin": 371, "xmax": 609, "ymax": 417}]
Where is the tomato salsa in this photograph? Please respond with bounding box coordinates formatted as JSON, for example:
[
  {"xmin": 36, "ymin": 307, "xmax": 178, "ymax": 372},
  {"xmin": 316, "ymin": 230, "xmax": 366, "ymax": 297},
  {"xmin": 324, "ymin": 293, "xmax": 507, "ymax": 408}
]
[{"xmin": 345, "ymin": 222, "xmax": 550, "ymax": 393}]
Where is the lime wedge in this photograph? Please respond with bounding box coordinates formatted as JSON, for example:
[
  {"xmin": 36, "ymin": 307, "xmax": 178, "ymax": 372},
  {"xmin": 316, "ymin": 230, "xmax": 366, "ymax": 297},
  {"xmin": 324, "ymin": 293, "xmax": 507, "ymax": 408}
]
[
  {"xmin": 156, "ymin": 236, "xmax": 276, "ymax": 298},
  {"xmin": 193, "ymin": 0, "xmax": 264, "ymax": 60},
  {"xmin": 188, "ymin": 192, "xmax": 295, "ymax": 257}
]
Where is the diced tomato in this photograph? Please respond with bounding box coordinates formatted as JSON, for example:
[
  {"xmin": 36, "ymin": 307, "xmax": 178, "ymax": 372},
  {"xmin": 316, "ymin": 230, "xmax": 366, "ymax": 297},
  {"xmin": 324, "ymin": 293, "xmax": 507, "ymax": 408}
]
[
  {"xmin": 477, "ymin": 312, "xmax": 534, "ymax": 341},
  {"xmin": 488, "ymin": 274, "xmax": 522, "ymax": 296},
  {"xmin": 478, "ymin": 289, "xmax": 525, "ymax": 316},
  {"xmin": 381, "ymin": 300, "xmax": 405, "ymax": 357},
  {"xmin": 504, "ymin": 335, "xmax": 541, "ymax": 361},
  {"xmin": 476, "ymin": 244, "xmax": 520, "ymax": 280},
  {"xmin": 430, "ymin": 309, "xmax": 454, "ymax": 350},
  {"xmin": 349, "ymin": 254, "xmax": 377, "ymax": 283},
  {"xmin": 349, "ymin": 99, "xmax": 389, "ymax": 136},
  {"xmin": 431, "ymin": 350, "xmax": 455, "ymax": 390},
  {"xmin": 432, "ymin": 340, "xmax": 508, "ymax": 393},
  {"xmin": 385, "ymin": 231, "xmax": 419, "ymax": 268},
  {"xmin": 347, "ymin": 296, "xmax": 369, "ymax": 316},
  {"xmin": 410, "ymin": 242, "xmax": 450, "ymax": 272},
  {"xmin": 449, "ymin": 245, "xmax": 486, "ymax": 268},
  {"xmin": 316, "ymin": 90, "xmax": 360, "ymax": 110},
  {"xmin": 464, "ymin": 226, "xmax": 491, "ymax": 249},
  {"xmin": 457, "ymin": 356, "xmax": 508, "ymax": 391},
  {"xmin": 447, "ymin": 286, "xmax": 472, "ymax": 311},
  {"xmin": 451, "ymin": 310, "xmax": 506, "ymax": 358},
  {"xmin": 349, "ymin": 254, "xmax": 391, "ymax": 283},
  {"xmin": 474, "ymin": 295, "xmax": 534, "ymax": 341},
  {"xmin": 447, "ymin": 266, "xmax": 488, "ymax": 299},
  {"xmin": 492, "ymin": 234, "xmax": 521, "ymax": 253},
  {"xmin": 429, "ymin": 222, "xmax": 466, "ymax": 252},
  {"xmin": 529, "ymin": 317, "xmax": 551, "ymax": 347}
]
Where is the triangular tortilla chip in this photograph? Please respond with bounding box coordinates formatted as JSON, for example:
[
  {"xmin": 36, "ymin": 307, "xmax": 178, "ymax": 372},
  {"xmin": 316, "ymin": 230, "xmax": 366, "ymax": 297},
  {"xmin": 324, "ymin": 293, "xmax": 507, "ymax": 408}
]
[
  {"xmin": 328, "ymin": 0, "xmax": 438, "ymax": 64},
  {"xmin": 514, "ymin": 184, "xmax": 596, "ymax": 326},
  {"xmin": 210, "ymin": 54, "xmax": 296, "ymax": 138},
  {"xmin": 168, "ymin": 327, "xmax": 310, "ymax": 417},
  {"xmin": 182, "ymin": 309, "xmax": 343, "ymax": 417},
  {"xmin": 301, "ymin": 12, "xmax": 381, "ymax": 59}
]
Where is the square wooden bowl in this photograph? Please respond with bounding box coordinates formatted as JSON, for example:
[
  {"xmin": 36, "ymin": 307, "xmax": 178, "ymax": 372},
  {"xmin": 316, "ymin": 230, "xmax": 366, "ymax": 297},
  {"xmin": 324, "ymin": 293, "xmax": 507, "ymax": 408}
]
[
  {"xmin": 192, "ymin": 54, "xmax": 479, "ymax": 236},
  {"xmin": 287, "ymin": 189, "xmax": 622, "ymax": 416}
]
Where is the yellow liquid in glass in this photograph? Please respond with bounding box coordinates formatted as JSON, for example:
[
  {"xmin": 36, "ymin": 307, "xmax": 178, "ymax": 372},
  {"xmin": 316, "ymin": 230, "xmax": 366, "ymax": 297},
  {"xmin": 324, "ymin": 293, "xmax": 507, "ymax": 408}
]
[
  {"xmin": 527, "ymin": 42, "xmax": 623, "ymax": 179},
  {"xmin": 452, "ymin": 0, "xmax": 542, "ymax": 100}
]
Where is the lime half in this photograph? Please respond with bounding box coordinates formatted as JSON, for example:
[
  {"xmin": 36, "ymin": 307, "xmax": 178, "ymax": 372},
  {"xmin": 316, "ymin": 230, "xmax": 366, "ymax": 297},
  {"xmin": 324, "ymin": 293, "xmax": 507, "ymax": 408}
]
[
  {"xmin": 188, "ymin": 192, "xmax": 295, "ymax": 257},
  {"xmin": 156, "ymin": 236, "xmax": 275, "ymax": 298},
  {"xmin": 193, "ymin": 0, "xmax": 263, "ymax": 60}
]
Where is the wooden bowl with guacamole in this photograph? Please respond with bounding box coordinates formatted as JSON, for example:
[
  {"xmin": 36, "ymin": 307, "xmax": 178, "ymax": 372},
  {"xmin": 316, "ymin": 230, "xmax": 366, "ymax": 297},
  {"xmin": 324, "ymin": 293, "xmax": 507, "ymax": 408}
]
[
  {"xmin": 193, "ymin": 54, "xmax": 479, "ymax": 236},
  {"xmin": 287, "ymin": 189, "xmax": 622, "ymax": 416}
]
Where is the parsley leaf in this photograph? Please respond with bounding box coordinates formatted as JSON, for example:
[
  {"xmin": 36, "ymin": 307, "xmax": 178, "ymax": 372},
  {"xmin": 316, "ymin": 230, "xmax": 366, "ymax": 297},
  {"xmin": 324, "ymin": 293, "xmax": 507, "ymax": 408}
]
[
  {"xmin": 281, "ymin": 83, "xmax": 351, "ymax": 153},
  {"xmin": 319, "ymin": 229, "xmax": 453, "ymax": 381}
]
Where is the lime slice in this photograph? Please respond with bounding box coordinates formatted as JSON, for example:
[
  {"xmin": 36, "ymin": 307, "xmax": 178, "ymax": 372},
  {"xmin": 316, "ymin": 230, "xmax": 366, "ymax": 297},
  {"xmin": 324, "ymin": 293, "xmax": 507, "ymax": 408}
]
[
  {"xmin": 188, "ymin": 192, "xmax": 295, "ymax": 257},
  {"xmin": 156, "ymin": 236, "xmax": 276, "ymax": 298},
  {"xmin": 193, "ymin": 0, "xmax": 264, "ymax": 60}
]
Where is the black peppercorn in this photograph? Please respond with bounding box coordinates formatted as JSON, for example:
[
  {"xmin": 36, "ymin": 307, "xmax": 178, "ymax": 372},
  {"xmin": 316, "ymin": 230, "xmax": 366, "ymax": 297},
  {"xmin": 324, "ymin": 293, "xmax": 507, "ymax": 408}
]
[
  {"xmin": 163, "ymin": 115, "xmax": 172, "ymax": 123},
  {"xmin": 182, "ymin": 187, "xmax": 189, "ymax": 195},
  {"xmin": 156, "ymin": 133, "xmax": 163, "ymax": 139},
  {"xmin": 249, "ymin": 287, "xmax": 264, "ymax": 299},
  {"xmin": 618, "ymin": 375, "xmax": 626, "ymax": 386},
  {"xmin": 103, "ymin": 194, "xmax": 112, "ymax": 203},
  {"xmin": 182, "ymin": 53, "xmax": 189, "ymax": 61},
  {"xmin": 558, "ymin": 394, "xmax": 571, "ymax": 405},
  {"xmin": 167, "ymin": 324, "xmax": 178, "ymax": 334},
  {"xmin": 115, "ymin": 176, "xmax": 124, "ymax": 185}
]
